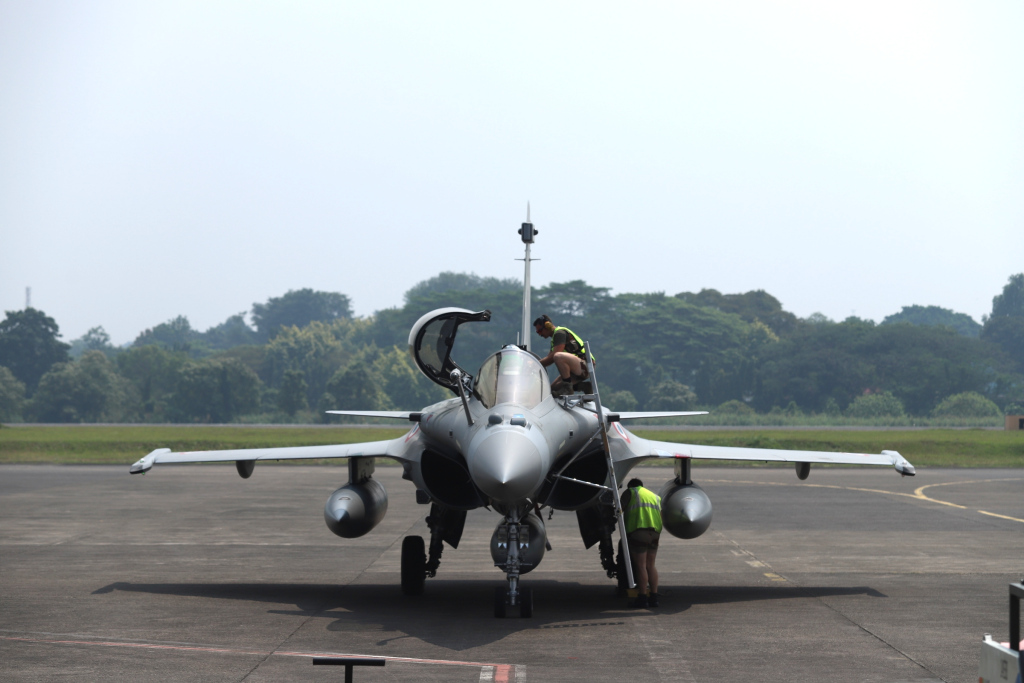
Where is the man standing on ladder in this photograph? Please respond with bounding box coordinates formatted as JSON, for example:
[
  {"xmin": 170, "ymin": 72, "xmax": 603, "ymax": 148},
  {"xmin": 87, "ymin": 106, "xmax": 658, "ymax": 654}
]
[
  {"xmin": 533, "ymin": 315, "xmax": 593, "ymax": 396},
  {"xmin": 621, "ymin": 478, "xmax": 662, "ymax": 608}
]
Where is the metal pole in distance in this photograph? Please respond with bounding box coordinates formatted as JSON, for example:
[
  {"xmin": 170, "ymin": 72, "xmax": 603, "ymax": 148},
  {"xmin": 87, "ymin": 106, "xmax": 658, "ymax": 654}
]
[{"xmin": 583, "ymin": 341, "xmax": 635, "ymax": 590}]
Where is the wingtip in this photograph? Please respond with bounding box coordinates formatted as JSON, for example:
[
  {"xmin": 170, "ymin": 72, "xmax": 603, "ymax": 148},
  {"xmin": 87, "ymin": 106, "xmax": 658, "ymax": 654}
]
[
  {"xmin": 129, "ymin": 448, "xmax": 170, "ymax": 475},
  {"xmin": 882, "ymin": 449, "xmax": 915, "ymax": 476}
]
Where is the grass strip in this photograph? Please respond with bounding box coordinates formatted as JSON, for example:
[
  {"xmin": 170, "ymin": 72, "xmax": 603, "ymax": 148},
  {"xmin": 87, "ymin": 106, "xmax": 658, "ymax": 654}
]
[{"xmin": 0, "ymin": 425, "xmax": 407, "ymax": 465}]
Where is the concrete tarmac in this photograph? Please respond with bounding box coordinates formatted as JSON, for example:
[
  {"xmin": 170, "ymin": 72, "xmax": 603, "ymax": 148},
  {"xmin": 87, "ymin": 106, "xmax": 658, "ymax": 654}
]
[{"xmin": 1, "ymin": 464, "xmax": 1022, "ymax": 682}]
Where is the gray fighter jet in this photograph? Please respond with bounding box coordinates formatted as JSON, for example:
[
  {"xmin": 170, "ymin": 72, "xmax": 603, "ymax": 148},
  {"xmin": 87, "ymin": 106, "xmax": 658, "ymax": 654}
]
[{"xmin": 130, "ymin": 219, "xmax": 915, "ymax": 618}]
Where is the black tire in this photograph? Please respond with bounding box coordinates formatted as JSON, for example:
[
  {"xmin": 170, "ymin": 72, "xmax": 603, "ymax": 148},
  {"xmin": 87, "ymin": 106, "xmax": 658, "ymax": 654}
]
[
  {"xmin": 493, "ymin": 587, "xmax": 507, "ymax": 618},
  {"xmin": 401, "ymin": 535, "xmax": 426, "ymax": 596},
  {"xmin": 616, "ymin": 541, "xmax": 628, "ymax": 596},
  {"xmin": 519, "ymin": 587, "xmax": 533, "ymax": 618}
]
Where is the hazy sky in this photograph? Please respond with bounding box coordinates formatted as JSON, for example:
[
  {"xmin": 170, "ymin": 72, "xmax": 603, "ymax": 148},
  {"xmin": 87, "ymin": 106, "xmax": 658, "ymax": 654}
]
[{"xmin": 2, "ymin": 2, "xmax": 1021, "ymax": 345}]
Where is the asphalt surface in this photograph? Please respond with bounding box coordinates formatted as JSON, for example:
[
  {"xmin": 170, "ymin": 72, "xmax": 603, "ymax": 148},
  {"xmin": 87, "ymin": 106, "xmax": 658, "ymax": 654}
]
[{"xmin": 2, "ymin": 464, "xmax": 1022, "ymax": 682}]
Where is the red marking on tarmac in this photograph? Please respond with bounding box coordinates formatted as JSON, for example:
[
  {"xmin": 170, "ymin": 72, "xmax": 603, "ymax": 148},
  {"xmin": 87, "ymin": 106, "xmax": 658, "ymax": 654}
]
[{"xmin": 0, "ymin": 635, "xmax": 511, "ymax": 672}]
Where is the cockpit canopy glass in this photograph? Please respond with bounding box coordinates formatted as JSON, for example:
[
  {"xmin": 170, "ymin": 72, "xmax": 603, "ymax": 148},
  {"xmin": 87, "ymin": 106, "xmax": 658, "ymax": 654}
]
[
  {"xmin": 408, "ymin": 308, "xmax": 491, "ymax": 392},
  {"xmin": 475, "ymin": 348, "xmax": 551, "ymax": 410},
  {"xmin": 417, "ymin": 317, "xmax": 456, "ymax": 376}
]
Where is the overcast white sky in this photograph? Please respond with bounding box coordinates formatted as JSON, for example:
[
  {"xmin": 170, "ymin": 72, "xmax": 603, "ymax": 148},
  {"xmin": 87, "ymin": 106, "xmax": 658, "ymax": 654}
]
[{"xmin": 1, "ymin": 2, "xmax": 1021, "ymax": 345}]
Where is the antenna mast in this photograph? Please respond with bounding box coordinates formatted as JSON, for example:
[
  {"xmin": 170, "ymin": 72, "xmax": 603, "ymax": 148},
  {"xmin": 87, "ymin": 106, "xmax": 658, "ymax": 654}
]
[{"xmin": 517, "ymin": 203, "xmax": 537, "ymax": 351}]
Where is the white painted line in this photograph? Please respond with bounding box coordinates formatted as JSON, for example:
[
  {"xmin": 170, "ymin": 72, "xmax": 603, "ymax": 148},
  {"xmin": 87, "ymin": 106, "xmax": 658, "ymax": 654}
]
[{"xmin": 0, "ymin": 635, "xmax": 517, "ymax": 673}]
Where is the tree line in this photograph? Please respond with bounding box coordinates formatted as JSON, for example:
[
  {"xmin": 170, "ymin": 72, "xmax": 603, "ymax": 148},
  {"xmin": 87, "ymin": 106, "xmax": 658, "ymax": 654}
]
[{"xmin": 1, "ymin": 275, "xmax": 1022, "ymax": 424}]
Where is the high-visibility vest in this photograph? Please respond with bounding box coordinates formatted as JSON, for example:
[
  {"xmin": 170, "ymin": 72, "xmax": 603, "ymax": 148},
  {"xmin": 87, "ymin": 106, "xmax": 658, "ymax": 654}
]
[
  {"xmin": 624, "ymin": 486, "xmax": 662, "ymax": 533},
  {"xmin": 551, "ymin": 326, "xmax": 593, "ymax": 362}
]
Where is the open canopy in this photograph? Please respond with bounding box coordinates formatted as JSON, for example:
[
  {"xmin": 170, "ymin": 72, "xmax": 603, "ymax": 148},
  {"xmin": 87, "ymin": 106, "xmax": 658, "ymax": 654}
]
[{"xmin": 408, "ymin": 307, "xmax": 491, "ymax": 392}]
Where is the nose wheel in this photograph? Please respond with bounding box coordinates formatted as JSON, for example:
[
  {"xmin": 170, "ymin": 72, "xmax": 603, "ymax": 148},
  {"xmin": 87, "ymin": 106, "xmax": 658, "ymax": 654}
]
[
  {"xmin": 494, "ymin": 586, "xmax": 533, "ymax": 618},
  {"xmin": 519, "ymin": 587, "xmax": 533, "ymax": 617}
]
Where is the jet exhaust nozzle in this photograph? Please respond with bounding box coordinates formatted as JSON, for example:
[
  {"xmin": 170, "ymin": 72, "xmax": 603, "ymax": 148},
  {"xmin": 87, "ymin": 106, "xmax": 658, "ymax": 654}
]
[
  {"xmin": 659, "ymin": 481, "xmax": 713, "ymax": 540},
  {"xmin": 324, "ymin": 479, "xmax": 388, "ymax": 539}
]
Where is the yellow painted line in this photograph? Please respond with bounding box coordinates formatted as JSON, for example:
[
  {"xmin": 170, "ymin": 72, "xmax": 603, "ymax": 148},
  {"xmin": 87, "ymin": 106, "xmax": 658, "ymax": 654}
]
[
  {"xmin": 702, "ymin": 477, "xmax": 1024, "ymax": 523},
  {"xmin": 978, "ymin": 510, "xmax": 1024, "ymax": 524},
  {"xmin": 763, "ymin": 572, "xmax": 786, "ymax": 582}
]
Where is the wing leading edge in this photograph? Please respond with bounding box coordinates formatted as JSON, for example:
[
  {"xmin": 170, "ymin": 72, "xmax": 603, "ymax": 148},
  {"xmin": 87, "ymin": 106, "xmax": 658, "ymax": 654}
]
[
  {"xmin": 129, "ymin": 437, "xmax": 410, "ymax": 474},
  {"xmin": 613, "ymin": 429, "xmax": 915, "ymax": 476}
]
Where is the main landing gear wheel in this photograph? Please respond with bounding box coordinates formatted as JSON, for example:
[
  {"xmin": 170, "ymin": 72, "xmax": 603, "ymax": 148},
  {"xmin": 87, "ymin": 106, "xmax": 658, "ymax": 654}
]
[
  {"xmin": 401, "ymin": 535, "xmax": 426, "ymax": 596},
  {"xmin": 616, "ymin": 541, "xmax": 628, "ymax": 597},
  {"xmin": 493, "ymin": 587, "xmax": 507, "ymax": 618},
  {"xmin": 519, "ymin": 587, "xmax": 533, "ymax": 618}
]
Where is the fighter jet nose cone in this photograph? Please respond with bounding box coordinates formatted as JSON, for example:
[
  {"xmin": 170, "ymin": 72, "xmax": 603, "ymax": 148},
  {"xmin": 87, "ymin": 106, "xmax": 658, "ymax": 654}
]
[{"xmin": 469, "ymin": 430, "xmax": 544, "ymax": 504}]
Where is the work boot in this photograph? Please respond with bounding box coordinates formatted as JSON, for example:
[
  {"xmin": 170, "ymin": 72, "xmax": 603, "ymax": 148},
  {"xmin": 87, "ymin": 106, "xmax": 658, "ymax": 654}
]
[
  {"xmin": 632, "ymin": 593, "xmax": 648, "ymax": 609},
  {"xmin": 551, "ymin": 378, "xmax": 573, "ymax": 397},
  {"xmin": 648, "ymin": 593, "xmax": 660, "ymax": 608},
  {"xmin": 573, "ymin": 380, "xmax": 593, "ymax": 394}
]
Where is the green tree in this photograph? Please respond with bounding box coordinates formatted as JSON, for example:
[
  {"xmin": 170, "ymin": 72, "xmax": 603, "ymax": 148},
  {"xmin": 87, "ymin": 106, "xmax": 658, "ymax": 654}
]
[
  {"xmin": 990, "ymin": 273, "xmax": 1024, "ymax": 318},
  {"xmin": 69, "ymin": 326, "xmax": 119, "ymax": 358},
  {"xmin": 0, "ymin": 366, "xmax": 26, "ymax": 422},
  {"xmin": 251, "ymin": 289, "xmax": 353, "ymax": 342},
  {"xmin": 597, "ymin": 293, "xmax": 750, "ymax": 408},
  {"xmin": 169, "ymin": 358, "xmax": 261, "ymax": 422},
  {"xmin": 756, "ymin": 318, "xmax": 1009, "ymax": 416},
  {"xmin": 277, "ymin": 369, "xmax": 308, "ymax": 416},
  {"xmin": 371, "ymin": 345, "xmax": 447, "ymax": 410},
  {"xmin": 932, "ymin": 392, "xmax": 1001, "ymax": 419},
  {"xmin": 202, "ymin": 313, "xmax": 259, "ymax": 350},
  {"xmin": 845, "ymin": 392, "xmax": 905, "ymax": 419},
  {"xmin": 535, "ymin": 280, "xmax": 612, "ymax": 321},
  {"xmin": 881, "ymin": 305, "xmax": 981, "ymax": 338},
  {"xmin": 403, "ymin": 272, "xmax": 520, "ymax": 303},
  {"xmin": 30, "ymin": 351, "xmax": 136, "ymax": 422},
  {"xmin": 981, "ymin": 273, "xmax": 1024, "ymax": 370},
  {"xmin": 117, "ymin": 345, "xmax": 189, "ymax": 420},
  {"xmin": 0, "ymin": 308, "xmax": 71, "ymax": 393},
  {"xmin": 604, "ymin": 389, "xmax": 638, "ymax": 413},
  {"xmin": 263, "ymin": 321, "xmax": 349, "ymax": 405},
  {"xmin": 716, "ymin": 399, "xmax": 755, "ymax": 416},
  {"xmin": 804, "ymin": 312, "xmax": 834, "ymax": 325},
  {"xmin": 646, "ymin": 378, "xmax": 697, "ymax": 410},
  {"xmin": 326, "ymin": 360, "xmax": 392, "ymax": 411},
  {"xmin": 822, "ymin": 397, "xmax": 841, "ymax": 416},
  {"xmin": 133, "ymin": 316, "xmax": 206, "ymax": 355},
  {"xmin": 676, "ymin": 288, "xmax": 800, "ymax": 337}
]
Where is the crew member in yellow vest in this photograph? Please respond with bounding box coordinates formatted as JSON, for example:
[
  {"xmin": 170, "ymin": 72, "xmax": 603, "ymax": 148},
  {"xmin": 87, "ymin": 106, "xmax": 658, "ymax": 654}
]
[
  {"xmin": 533, "ymin": 315, "xmax": 593, "ymax": 397},
  {"xmin": 621, "ymin": 477, "xmax": 662, "ymax": 608}
]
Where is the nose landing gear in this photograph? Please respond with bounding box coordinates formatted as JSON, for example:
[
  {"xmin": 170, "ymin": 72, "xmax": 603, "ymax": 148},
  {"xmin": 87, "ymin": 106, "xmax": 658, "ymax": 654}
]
[{"xmin": 493, "ymin": 507, "xmax": 536, "ymax": 618}]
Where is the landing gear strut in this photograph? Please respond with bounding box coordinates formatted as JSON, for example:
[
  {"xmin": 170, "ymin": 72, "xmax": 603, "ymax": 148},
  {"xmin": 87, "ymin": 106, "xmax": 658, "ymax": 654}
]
[
  {"xmin": 401, "ymin": 503, "xmax": 466, "ymax": 596},
  {"xmin": 494, "ymin": 506, "xmax": 534, "ymax": 618}
]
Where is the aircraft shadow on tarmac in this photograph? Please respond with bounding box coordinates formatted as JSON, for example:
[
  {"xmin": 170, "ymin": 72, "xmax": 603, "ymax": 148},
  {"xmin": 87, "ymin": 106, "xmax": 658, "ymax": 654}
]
[{"xmin": 92, "ymin": 580, "xmax": 885, "ymax": 650}]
